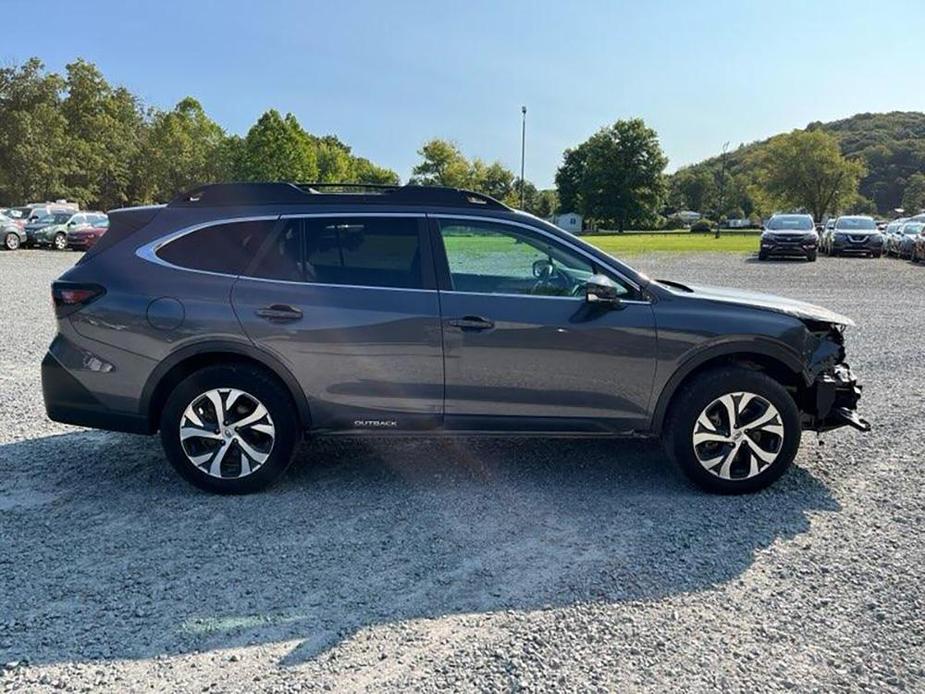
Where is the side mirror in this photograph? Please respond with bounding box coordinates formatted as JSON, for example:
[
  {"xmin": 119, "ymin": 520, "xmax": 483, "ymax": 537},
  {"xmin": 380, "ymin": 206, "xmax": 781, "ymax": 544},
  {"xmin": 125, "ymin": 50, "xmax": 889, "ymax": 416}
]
[{"xmin": 585, "ymin": 274, "xmax": 622, "ymax": 307}]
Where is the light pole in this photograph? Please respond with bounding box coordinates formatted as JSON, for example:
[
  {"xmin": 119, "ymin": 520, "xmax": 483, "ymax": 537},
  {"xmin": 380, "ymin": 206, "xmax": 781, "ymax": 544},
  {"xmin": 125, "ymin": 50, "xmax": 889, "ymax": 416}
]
[{"xmin": 520, "ymin": 106, "xmax": 527, "ymax": 209}]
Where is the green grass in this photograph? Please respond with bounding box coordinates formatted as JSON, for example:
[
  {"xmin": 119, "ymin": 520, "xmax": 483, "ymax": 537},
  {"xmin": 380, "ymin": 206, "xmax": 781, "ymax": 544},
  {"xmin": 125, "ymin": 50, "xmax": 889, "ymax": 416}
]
[{"xmin": 584, "ymin": 232, "xmax": 759, "ymax": 256}]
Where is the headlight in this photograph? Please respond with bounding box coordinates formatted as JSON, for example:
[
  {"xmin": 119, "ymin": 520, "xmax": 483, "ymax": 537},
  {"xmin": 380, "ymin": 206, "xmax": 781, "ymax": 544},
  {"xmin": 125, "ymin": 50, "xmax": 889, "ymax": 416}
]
[{"xmin": 835, "ymin": 232, "xmax": 847, "ymax": 240}]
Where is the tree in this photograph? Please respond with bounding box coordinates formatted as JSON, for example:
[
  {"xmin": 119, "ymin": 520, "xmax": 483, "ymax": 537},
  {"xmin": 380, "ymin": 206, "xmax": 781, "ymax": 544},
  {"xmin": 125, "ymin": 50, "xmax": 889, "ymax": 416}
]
[
  {"xmin": 0, "ymin": 59, "xmax": 70, "ymax": 205},
  {"xmin": 236, "ymin": 109, "xmax": 319, "ymax": 182},
  {"xmin": 754, "ymin": 129, "xmax": 865, "ymax": 221},
  {"xmin": 410, "ymin": 138, "xmax": 537, "ymax": 209},
  {"xmin": 409, "ymin": 139, "xmax": 472, "ymax": 188},
  {"xmin": 902, "ymin": 173, "xmax": 925, "ymax": 214},
  {"xmin": 555, "ymin": 119, "xmax": 668, "ymax": 231},
  {"xmin": 137, "ymin": 97, "xmax": 232, "ymax": 202},
  {"xmin": 668, "ymin": 166, "xmax": 717, "ymax": 214}
]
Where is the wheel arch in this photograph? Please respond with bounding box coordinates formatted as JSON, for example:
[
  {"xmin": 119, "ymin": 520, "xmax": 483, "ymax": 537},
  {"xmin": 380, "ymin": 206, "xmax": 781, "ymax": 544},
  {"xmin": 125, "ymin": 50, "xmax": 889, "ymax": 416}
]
[
  {"xmin": 141, "ymin": 341, "xmax": 312, "ymax": 433},
  {"xmin": 651, "ymin": 339, "xmax": 805, "ymax": 436}
]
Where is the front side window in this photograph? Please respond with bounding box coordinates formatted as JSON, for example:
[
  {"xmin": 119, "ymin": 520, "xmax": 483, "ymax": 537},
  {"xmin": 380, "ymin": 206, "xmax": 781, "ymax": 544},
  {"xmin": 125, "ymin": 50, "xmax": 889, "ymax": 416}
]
[
  {"xmin": 303, "ymin": 216, "xmax": 423, "ymax": 289},
  {"xmin": 438, "ymin": 219, "xmax": 628, "ymax": 298},
  {"xmin": 156, "ymin": 219, "xmax": 276, "ymax": 274}
]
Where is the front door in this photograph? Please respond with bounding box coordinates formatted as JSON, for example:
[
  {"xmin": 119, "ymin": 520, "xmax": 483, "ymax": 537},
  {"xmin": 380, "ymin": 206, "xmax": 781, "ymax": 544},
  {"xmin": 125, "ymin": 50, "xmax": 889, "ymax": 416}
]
[
  {"xmin": 232, "ymin": 214, "xmax": 444, "ymax": 431},
  {"xmin": 434, "ymin": 217, "xmax": 657, "ymax": 433}
]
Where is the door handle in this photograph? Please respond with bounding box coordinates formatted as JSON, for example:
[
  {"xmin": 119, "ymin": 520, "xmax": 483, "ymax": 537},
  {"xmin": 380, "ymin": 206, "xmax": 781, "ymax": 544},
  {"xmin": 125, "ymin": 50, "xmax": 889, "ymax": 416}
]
[
  {"xmin": 256, "ymin": 304, "xmax": 303, "ymax": 322},
  {"xmin": 447, "ymin": 315, "xmax": 495, "ymax": 330}
]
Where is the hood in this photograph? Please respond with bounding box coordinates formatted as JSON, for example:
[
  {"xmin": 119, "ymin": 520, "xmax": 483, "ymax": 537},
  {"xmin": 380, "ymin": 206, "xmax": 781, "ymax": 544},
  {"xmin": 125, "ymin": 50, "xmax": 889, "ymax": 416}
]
[
  {"xmin": 660, "ymin": 281, "xmax": 855, "ymax": 327},
  {"xmin": 764, "ymin": 229, "xmax": 816, "ymax": 236}
]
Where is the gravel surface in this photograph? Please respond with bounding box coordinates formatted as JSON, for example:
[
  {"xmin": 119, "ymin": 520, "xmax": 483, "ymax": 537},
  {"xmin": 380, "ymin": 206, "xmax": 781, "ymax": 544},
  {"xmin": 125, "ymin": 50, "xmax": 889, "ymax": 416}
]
[{"xmin": 1, "ymin": 249, "xmax": 923, "ymax": 693}]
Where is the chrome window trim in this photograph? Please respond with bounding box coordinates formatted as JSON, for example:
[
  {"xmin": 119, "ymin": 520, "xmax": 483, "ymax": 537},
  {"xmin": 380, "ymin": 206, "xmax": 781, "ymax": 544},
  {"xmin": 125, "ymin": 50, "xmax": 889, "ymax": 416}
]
[
  {"xmin": 433, "ymin": 213, "xmax": 644, "ymax": 293},
  {"xmin": 136, "ymin": 212, "xmax": 650, "ymax": 304},
  {"xmin": 236, "ymin": 275, "xmax": 438, "ymax": 294},
  {"xmin": 440, "ymin": 289, "xmax": 650, "ymax": 305}
]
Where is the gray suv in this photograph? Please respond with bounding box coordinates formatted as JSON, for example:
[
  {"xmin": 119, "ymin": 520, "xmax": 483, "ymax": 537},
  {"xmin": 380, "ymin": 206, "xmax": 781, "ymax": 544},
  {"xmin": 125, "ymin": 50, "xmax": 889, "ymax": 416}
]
[{"xmin": 42, "ymin": 183, "xmax": 869, "ymax": 494}]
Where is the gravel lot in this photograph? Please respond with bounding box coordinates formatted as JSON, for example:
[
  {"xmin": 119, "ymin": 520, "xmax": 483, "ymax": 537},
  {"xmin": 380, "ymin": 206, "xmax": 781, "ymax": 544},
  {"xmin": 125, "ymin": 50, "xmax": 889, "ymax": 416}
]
[{"xmin": 1, "ymin": 249, "xmax": 923, "ymax": 692}]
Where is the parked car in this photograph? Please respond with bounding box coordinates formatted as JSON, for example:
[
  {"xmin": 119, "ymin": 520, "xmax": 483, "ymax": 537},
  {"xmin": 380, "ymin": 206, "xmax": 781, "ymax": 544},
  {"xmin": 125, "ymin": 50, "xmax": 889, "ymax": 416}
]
[
  {"xmin": 821, "ymin": 216, "xmax": 883, "ymax": 257},
  {"xmin": 895, "ymin": 222, "xmax": 925, "ymax": 259},
  {"xmin": 1, "ymin": 214, "xmax": 26, "ymax": 250},
  {"xmin": 66, "ymin": 215, "xmax": 109, "ymax": 250},
  {"xmin": 912, "ymin": 230, "xmax": 925, "ymax": 263},
  {"xmin": 883, "ymin": 218, "xmax": 910, "ymax": 256},
  {"xmin": 42, "ymin": 182, "xmax": 870, "ymax": 495},
  {"xmin": 32, "ymin": 211, "xmax": 106, "ymax": 250},
  {"xmin": 24, "ymin": 212, "xmax": 73, "ymax": 247},
  {"xmin": 758, "ymin": 214, "xmax": 818, "ymax": 261}
]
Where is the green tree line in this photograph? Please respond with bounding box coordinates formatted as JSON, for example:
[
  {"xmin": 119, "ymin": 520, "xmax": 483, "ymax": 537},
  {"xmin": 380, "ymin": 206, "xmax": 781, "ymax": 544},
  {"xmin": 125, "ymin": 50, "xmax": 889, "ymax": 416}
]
[{"xmin": 0, "ymin": 58, "xmax": 399, "ymax": 210}]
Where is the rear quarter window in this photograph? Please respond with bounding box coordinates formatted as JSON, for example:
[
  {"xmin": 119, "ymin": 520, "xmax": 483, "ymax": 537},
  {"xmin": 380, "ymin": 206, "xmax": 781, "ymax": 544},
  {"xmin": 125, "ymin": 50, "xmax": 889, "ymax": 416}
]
[{"xmin": 156, "ymin": 220, "xmax": 277, "ymax": 274}]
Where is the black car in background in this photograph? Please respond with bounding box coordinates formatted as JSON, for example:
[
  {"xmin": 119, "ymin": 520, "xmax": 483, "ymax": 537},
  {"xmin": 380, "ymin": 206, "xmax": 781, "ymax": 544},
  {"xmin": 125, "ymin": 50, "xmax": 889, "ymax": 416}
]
[
  {"xmin": 759, "ymin": 214, "xmax": 819, "ymax": 261},
  {"xmin": 42, "ymin": 183, "xmax": 869, "ymax": 495},
  {"xmin": 821, "ymin": 216, "xmax": 883, "ymax": 257}
]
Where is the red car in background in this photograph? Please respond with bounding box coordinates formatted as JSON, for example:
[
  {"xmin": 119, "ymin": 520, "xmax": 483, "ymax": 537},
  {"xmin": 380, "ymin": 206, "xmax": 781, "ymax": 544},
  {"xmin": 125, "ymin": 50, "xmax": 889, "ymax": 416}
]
[{"xmin": 66, "ymin": 215, "xmax": 109, "ymax": 250}]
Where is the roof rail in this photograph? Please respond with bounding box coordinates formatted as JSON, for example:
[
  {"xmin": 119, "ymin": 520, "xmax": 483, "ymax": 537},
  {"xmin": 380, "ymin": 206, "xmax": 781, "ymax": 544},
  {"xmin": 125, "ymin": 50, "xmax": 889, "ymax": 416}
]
[{"xmin": 167, "ymin": 182, "xmax": 510, "ymax": 210}]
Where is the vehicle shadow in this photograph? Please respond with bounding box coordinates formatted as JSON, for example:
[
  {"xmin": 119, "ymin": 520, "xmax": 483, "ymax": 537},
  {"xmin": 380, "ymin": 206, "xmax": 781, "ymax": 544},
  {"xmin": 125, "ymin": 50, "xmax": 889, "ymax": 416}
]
[
  {"xmin": 742, "ymin": 256, "xmax": 813, "ymax": 264},
  {"xmin": 0, "ymin": 430, "xmax": 838, "ymax": 667}
]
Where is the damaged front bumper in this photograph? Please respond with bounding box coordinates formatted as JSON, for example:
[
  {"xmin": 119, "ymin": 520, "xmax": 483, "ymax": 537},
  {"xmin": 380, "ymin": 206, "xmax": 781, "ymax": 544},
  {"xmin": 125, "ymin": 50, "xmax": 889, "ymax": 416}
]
[{"xmin": 805, "ymin": 363, "xmax": 871, "ymax": 433}]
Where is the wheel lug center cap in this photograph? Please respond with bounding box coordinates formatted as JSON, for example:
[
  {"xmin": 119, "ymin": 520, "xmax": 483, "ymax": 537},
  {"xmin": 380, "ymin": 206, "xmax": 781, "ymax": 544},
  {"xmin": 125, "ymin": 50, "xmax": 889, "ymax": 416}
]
[{"xmin": 223, "ymin": 428, "xmax": 234, "ymax": 439}]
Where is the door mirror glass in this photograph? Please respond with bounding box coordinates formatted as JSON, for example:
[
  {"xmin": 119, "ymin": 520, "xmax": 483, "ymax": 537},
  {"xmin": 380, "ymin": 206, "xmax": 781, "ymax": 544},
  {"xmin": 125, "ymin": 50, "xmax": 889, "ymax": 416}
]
[{"xmin": 585, "ymin": 274, "xmax": 622, "ymax": 306}]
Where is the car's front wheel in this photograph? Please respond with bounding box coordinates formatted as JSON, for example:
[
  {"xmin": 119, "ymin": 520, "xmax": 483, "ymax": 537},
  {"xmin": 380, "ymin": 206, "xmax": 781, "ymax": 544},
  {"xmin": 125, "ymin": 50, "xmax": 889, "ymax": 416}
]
[
  {"xmin": 53, "ymin": 232, "xmax": 67, "ymax": 251},
  {"xmin": 807, "ymin": 250, "xmax": 817, "ymax": 262},
  {"xmin": 664, "ymin": 367, "xmax": 801, "ymax": 494},
  {"xmin": 3, "ymin": 232, "xmax": 19, "ymax": 251},
  {"xmin": 160, "ymin": 364, "xmax": 300, "ymax": 493}
]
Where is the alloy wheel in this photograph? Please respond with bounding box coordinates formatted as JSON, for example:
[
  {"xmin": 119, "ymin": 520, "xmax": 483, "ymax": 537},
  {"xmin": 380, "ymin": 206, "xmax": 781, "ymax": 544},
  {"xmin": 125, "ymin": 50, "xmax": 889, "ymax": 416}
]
[
  {"xmin": 54, "ymin": 233, "xmax": 67, "ymax": 250},
  {"xmin": 179, "ymin": 388, "xmax": 276, "ymax": 479},
  {"xmin": 5, "ymin": 233, "xmax": 19, "ymax": 250},
  {"xmin": 691, "ymin": 391, "xmax": 784, "ymax": 480}
]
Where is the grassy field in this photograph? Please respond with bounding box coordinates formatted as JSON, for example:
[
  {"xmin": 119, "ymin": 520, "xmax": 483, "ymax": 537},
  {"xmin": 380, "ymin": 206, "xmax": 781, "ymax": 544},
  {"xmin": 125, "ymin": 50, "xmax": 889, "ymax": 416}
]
[{"xmin": 585, "ymin": 232, "xmax": 759, "ymax": 256}]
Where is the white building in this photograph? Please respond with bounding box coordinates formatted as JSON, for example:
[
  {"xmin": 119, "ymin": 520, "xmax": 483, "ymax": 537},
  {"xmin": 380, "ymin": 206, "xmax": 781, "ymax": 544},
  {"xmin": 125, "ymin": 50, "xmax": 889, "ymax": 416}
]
[{"xmin": 554, "ymin": 212, "xmax": 582, "ymax": 233}]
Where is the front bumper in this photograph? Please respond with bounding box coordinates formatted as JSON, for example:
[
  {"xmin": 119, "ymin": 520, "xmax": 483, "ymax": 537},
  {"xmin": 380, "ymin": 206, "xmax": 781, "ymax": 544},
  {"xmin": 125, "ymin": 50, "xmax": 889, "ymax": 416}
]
[
  {"xmin": 831, "ymin": 236, "xmax": 883, "ymax": 254},
  {"xmin": 807, "ymin": 363, "xmax": 870, "ymax": 433},
  {"xmin": 761, "ymin": 237, "xmax": 817, "ymax": 257}
]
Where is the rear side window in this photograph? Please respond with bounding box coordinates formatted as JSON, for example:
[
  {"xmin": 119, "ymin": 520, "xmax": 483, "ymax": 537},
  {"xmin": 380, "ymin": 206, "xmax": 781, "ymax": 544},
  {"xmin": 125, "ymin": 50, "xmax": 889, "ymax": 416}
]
[
  {"xmin": 249, "ymin": 219, "xmax": 303, "ymax": 282},
  {"xmin": 303, "ymin": 217, "xmax": 423, "ymax": 289},
  {"xmin": 157, "ymin": 220, "xmax": 276, "ymax": 274}
]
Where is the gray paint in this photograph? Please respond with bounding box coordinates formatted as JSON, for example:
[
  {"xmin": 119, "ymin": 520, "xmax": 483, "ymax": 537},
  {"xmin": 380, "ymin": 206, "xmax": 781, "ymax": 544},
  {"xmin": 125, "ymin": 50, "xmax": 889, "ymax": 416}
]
[{"xmin": 43, "ymin": 199, "xmax": 862, "ymax": 437}]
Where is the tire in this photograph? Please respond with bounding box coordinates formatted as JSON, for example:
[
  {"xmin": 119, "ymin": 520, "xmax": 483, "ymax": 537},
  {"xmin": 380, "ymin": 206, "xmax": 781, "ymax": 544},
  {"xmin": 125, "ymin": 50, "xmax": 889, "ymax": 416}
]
[
  {"xmin": 53, "ymin": 232, "xmax": 67, "ymax": 251},
  {"xmin": 3, "ymin": 232, "xmax": 19, "ymax": 251},
  {"xmin": 758, "ymin": 250, "xmax": 768, "ymax": 261},
  {"xmin": 872, "ymin": 251, "xmax": 882, "ymax": 259},
  {"xmin": 159, "ymin": 363, "xmax": 300, "ymax": 494},
  {"xmin": 807, "ymin": 251, "xmax": 817, "ymax": 262},
  {"xmin": 663, "ymin": 366, "xmax": 801, "ymax": 494}
]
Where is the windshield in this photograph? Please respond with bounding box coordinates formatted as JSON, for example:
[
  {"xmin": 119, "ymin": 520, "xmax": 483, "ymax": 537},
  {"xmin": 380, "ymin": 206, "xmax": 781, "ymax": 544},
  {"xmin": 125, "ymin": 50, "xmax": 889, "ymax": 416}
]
[
  {"xmin": 767, "ymin": 216, "xmax": 814, "ymax": 231},
  {"xmin": 836, "ymin": 217, "xmax": 876, "ymax": 231},
  {"xmin": 902, "ymin": 223, "xmax": 924, "ymax": 235}
]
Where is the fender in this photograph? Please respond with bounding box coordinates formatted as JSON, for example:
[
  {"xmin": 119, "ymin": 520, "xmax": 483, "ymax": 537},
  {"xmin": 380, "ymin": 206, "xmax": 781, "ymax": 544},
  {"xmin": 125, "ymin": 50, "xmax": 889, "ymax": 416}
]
[
  {"xmin": 139, "ymin": 338, "xmax": 312, "ymax": 429},
  {"xmin": 649, "ymin": 336, "xmax": 804, "ymax": 436}
]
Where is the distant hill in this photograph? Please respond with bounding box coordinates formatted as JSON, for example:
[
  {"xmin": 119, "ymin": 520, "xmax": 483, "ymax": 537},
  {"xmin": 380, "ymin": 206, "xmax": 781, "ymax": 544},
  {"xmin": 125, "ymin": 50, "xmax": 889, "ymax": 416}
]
[{"xmin": 674, "ymin": 111, "xmax": 925, "ymax": 215}]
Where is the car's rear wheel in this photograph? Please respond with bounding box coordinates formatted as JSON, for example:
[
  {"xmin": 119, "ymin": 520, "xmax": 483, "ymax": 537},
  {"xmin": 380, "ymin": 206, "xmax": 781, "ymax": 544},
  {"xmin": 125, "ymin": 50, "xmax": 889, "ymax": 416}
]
[
  {"xmin": 53, "ymin": 232, "xmax": 67, "ymax": 251},
  {"xmin": 3, "ymin": 232, "xmax": 19, "ymax": 251},
  {"xmin": 664, "ymin": 367, "xmax": 801, "ymax": 494},
  {"xmin": 160, "ymin": 364, "xmax": 300, "ymax": 493}
]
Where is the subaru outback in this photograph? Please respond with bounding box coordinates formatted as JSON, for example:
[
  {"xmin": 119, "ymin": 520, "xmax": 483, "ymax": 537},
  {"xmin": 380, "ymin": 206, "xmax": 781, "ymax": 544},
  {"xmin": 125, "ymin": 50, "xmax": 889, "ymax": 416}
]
[{"xmin": 42, "ymin": 183, "xmax": 870, "ymax": 494}]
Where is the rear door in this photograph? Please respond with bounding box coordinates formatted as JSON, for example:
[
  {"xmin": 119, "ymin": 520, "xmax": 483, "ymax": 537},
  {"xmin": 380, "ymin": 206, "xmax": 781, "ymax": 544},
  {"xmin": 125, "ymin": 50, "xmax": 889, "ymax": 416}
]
[
  {"xmin": 432, "ymin": 216, "xmax": 657, "ymax": 433},
  {"xmin": 232, "ymin": 214, "xmax": 444, "ymax": 432}
]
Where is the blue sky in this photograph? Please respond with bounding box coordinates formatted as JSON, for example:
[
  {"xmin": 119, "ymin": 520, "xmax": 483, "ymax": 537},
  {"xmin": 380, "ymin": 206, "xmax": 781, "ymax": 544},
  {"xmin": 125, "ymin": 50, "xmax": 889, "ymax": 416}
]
[{"xmin": 6, "ymin": 0, "xmax": 925, "ymax": 187}]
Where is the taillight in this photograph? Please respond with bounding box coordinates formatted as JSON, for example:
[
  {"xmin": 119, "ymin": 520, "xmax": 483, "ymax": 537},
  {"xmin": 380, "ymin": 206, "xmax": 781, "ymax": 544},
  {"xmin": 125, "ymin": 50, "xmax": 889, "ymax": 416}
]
[{"xmin": 51, "ymin": 282, "xmax": 106, "ymax": 318}]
